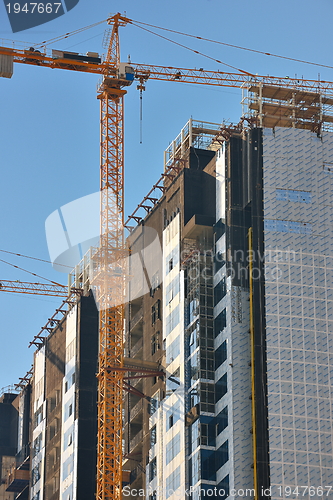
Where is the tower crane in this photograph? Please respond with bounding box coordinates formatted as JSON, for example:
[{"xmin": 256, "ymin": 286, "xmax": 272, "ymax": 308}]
[{"xmin": 2, "ymin": 13, "xmax": 333, "ymax": 500}]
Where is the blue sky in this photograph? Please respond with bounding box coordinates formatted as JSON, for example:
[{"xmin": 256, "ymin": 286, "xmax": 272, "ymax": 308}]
[{"xmin": 1, "ymin": 0, "xmax": 333, "ymax": 388}]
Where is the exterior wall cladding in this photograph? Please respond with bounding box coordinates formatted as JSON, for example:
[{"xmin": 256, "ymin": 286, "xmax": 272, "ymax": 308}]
[{"xmin": 124, "ymin": 127, "xmax": 333, "ymax": 500}]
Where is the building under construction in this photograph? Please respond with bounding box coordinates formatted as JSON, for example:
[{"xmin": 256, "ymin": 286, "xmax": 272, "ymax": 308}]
[{"xmin": 1, "ymin": 83, "xmax": 333, "ymax": 500}]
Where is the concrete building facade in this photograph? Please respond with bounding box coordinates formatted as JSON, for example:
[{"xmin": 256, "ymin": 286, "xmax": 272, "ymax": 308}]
[{"xmin": 123, "ymin": 115, "xmax": 333, "ymax": 500}]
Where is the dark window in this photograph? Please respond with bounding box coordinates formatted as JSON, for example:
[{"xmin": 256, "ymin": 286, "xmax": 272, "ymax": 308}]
[
  {"xmin": 169, "ymin": 258, "xmax": 174, "ymax": 272},
  {"xmin": 214, "ymin": 278, "xmax": 226, "ymax": 306},
  {"xmin": 216, "ymin": 440, "xmax": 229, "ymax": 469},
  {"xmin": 150, "ymin": 426, "xmax": 157, "ymax": 447},
  {"xmin": 200, "ymin": 349, "xmax": 215, "ymax": 380},
  {"xmin": 149, "ymin": 458, "xmax": 157, "ymax": 482},
  {"xmin": 151, "ymin": 332, "xmax": 161, "ymax": 355},
  {"xmin": 150, "ymin": 272, "xmax": 160, "ymax": 296},
  {"xmin": 214, "ymin": 308, "xmax": 226, "ymax": 337},
  {"xmin": 68, "ymin": 404, "xmax": 73, "ymax": 417},
  {"xmin": 215, "ymin": 374, "xmax": 227, "ymax": 403},
  {"xmin": 201, "ymin": 421, "xmax": 216, "ymax": 447},
  {"xmin": 214, "ymin": 219, "xmax": 225, "ymax": 240},
  {"xmin": 214, "ymin": 251, "xmax": 225, "ymax": 273},
  {"xmin": 151, "ymin": 300, "xmax": 161, "ymax": 325},
  {"xmin": 201, "ymin": 449, "xmax": 216, "ymax": 481},
  {"xmin": 32, "ymin": 463, "xmax": 41, "ymax": 485},
  {"xmin": 33, "ymin": 433, "xmax": 42, "ymax": 457},
  {"xmin": 200, "ymin": 383, "xmax": 215, "ymax": 413},
  {"xmin": 218, "ymin": 475, "xmax": 229, "ymax": 499},
  {"xmin": 65, "ymin": 381, "xmax": 68, "ymax": 393},
  {"xmin": 216, "ymin": 406, "xmax": 228, "ymax": 435},
  {"xmin": 215, "ymin": 341, "xmax": 227, "ymax": 369}
]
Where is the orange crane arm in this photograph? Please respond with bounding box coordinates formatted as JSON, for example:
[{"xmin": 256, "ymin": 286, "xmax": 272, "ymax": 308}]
[
  {"xmin": 0, "ymin": 280, "xmax": 67, "ymax": 296},
  {"xmin": 2, "ymin": 45, "xmax": 333, "ymax": 91}
]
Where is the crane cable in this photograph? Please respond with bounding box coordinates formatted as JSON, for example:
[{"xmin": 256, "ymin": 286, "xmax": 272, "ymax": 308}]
[
  {"xmin": 0, "ymin": 258, "xmax": 64, "ymax": 287},
  {"xmin": 129, "ymin": 21, "xmax": 254, "ymax": 76},
  {"xmin": 24, "ymin": 15, "xmax": 333, "ymax": 72},
  {"xmin": 130, "ymin": 19, "xmax": 333, "ymax": 72},
  {"xmin": 34, "ymin": 18, "xmax": 108, "ymax": 48},
  {"xmin": 0, "ymin": 249, "xmax": 71, "ymax": 268}
]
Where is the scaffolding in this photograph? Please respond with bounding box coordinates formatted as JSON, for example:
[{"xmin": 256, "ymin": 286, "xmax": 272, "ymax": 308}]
[{"xmin": 242, "ymin": 83, "xmax": 333, "ymax": 133}]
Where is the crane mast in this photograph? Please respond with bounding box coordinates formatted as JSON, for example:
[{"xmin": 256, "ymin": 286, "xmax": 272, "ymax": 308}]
[{"xmin": 95, "ymin": 13, "xmax": 129, "ymax": 500}]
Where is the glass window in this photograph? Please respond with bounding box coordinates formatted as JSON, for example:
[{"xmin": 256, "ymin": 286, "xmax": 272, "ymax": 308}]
[
  {"xmin": 214, "ymin": 309, "xmax": 226, "ymax": 337},
  {"xmin": 166, "ymin": 275, "xmax": 180, "ymax": 303},
  {"xmin": 166, "ymin": 336, "xmax": 180, "ymax": 364},
  {"xmin": 166, "ymin": 305, "xmax": 180, "ymax": 335},
  {"xmin": 62, "ymin": 455, "xmax": 74, "ymax": 480},
  {"xmin": 214, "ymin": 250, "xmax": 226, "ymax": 273},
  {"xmin": 201, "ymin": 449, "xmax": 216, "ymax": 481},
  {"xmin": 166, "ymin": 432, "xmax": 181, "ymax": 464},
  {"xmin": 189, "ymin": 298, "xmax": 199, "ymax": 324},
  {"xmin": 150, "ymin": 426, "xmax": 157, "ymax": 448},
  {"xmin": 32, "ymin": 462, "xmax": 41, "ymax": 485},
  {"xmin": 214, "ymin": 278, "xmax": 226, "ymax": 306},
  {"xmin": 151, "ymin": 332, "xmax": 161, "ymax": 356},
  {"xmin": 33, "ymin": 433, "xmax": 42, "ymax": 456},
  {"xmin": 216, "ymin": 440, "xmax": 229, "ymax": 470},
  {"xmin": 200, "ymin": 383, "xmax": 215, "ymax": 413},
  {"xmin": 166, "ymin": 399, "xmax": 181, "ymax": 430},
  {"xmin": 165, "ymin": 246, "xmax": 179, "ymax": 275},
  {"xmin": 215, "ymin": 341, "xmax": 227, "ymax": 369},
  {"xmin": 149, "ymin": 458, "xmax": 157, "ymax": 482},
  {"xmin": 150, "ymin": 271, "xmax": 160, "ymax": 296},
  {"xmin": 34, "ymin": 406, "xmax": 43, "ymax": 428},
  {"xmin": 191, "ymin": 419, "xmax": 200, "ymax": 452},
  {"xmin": 64, "ymin": 427, "xmax": 74, "ymax": 450},
  {"xmin": 215, "ymin": 374, "xmax": 227, "ymax": 403},
  {"xmin": 201, "ymin": 422, "xmax": 215, "ymax": 447},
  {"xmin": 200, "ymin": 349, "xmax": 215, "ymax": 380},
  {"xmin": 218, "ymin": 475, "xmax": 229, "ymax": 499},
  {"xmin": 151, "ymin": 300, "xmax": 161, "ymax": 325},
  {"xmin": 166, "ymin": 367, "xmax": 180, "ymax": 395},
  {"xmin": 216, "ymin": 406, "xmax": 228, "ymax": 435},
  {"xmin": 189, "ymin": 351, "xmax": 199, "ymax": 384},
  {"xmin": 166, "ymin": 466, "xmax": 181, "ymax": 498}
]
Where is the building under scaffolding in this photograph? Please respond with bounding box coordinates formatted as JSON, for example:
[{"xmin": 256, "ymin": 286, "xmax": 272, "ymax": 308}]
[{"xmin": 122, "ymin": 99, "xmax": 333, "ymax": 500}]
